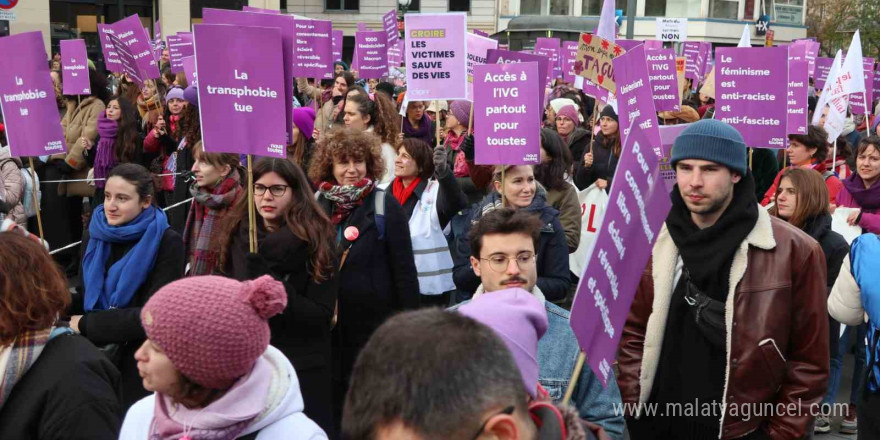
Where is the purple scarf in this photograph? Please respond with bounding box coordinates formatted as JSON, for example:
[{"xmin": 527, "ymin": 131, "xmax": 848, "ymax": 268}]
[
  {"xmin": 842, "ymin": 173, "xmax": 880, "ymax": 210},
  {"xmin": 402, "ymin": 113, "xmax": 434, "ymax": 145},
  {"xmin": 94, "ymin": 111, "xmax": 119, "ymax": 189}
]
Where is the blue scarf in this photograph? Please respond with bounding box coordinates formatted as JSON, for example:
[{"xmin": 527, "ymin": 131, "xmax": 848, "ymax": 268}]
[
  {"xmin": 852, "ymin": 234, "xmax": 880, "ymax": 393},
  {"xmin": 83, "ymin": 205, "xmax": 169, "ymax": 311}
]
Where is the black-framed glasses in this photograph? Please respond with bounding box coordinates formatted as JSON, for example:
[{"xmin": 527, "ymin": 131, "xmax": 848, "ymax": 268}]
[
  {"xmin": 479, "ymin": 252, "xmax": 537, "ymax": 273},
  {"xmin": 254, "ymin": 184, "xmax": 289, "ymax": 197},
  {"xmin": 470, "ymin": 406, "xmax": 515, "ymax": 440}
]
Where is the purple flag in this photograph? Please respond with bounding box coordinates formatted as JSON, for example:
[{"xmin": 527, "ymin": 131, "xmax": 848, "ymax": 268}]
[
  {"xmin": 814, "ymin": 57, "xmax": 834, "ymax": 89},
  {"xmin": 466, "ymin": 33, "xmax": 498, "ymax": 101},
  {"xmin": 97, "ymin": 24, "xmax": 123, "ymax": 73},
  {"xmin": 534, "ymin": 37, "xmax": 561, "ymax": 80},
  {"xmin": 293, "ymin": 19, "xmax": 334, "ymax": 80},
  {"xmin": 0, "ymin": 32, "xmax": 66, "ymax": 157},
  {"xmin": 614, "ymin": 45, "xmax": 661, "ymax": 155},
  {"xmin": 405, "ymin": 13, "xmax": 468, "ymax": 100},
  {"xmin": 182, "ymin": 56, "xmax": 197, "ymax": 86},
  {"xmin": 167, "ymin": 33, "xmax": 194, "ymax": 74},
  {"xmin": 562, "ymin": 41, "xmax": 579, "ymax": 84},
  {"xmin": 787, "ymin": 59, "xmax": 808, "ymax": 135},
  {"xmin": 109, "ymin": 32, "xmax": 146, "ymax": 88},
  {"xmin": 242, "ymin": 5, "xmax": 280, "ymax": 13},
  {"xmin": 203, "ymin": 8, "xmax": 295, "ymax": 141},
  {"xmin": 473, "ymin": 62, "xmax": 541, "ymax": 165},
  {"xmin": 570, "ymin": 123, "xmax": 671, "ymax": 387},
  {"xmin": 193, "ymin": 24, "xmax": 287, "ymax": 158},
  {"xmin": 851, "ymin": 57, "xmax": 875, "ymax": 115},
  {"xmin": 716, "ymin": 46, "xmax": 789, "ymax": 148},
  {"xmin": 487, "ymin": 49, "xmax": 550, "ymax": 109},
  {"xmin": 646, "ymin": 49, "xmax": 680, "ymax": 112},
  {"xmin": 60, "ymin": 39, "xmax": 91, "ymax": 95},
  {"xmin": 332, "ymin": 30, "xmax": 343, "ymax": 62},
  {"xmin": 112, "ymin": 15, "xmax": 160, "ymax": 80},
  {"xmin": 354, "ymin": 31, "xmax": 388, "ymax": 79},
  {"xmin": 383, "ymin": 9, "xmax": 399, "ymax": 46}
]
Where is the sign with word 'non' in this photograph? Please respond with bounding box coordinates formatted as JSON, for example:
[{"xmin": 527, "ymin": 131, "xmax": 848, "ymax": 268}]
[{"xmin": 655, "ymin": 18, "xmax": 687, "ymax": 42}]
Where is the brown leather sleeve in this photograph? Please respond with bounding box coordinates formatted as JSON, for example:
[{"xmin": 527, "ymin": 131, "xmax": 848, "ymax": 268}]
[
  {"xmin": 765, "ymin": 239, "xmax": 830, "ymax": 439},
  {"xmin": 616, "ymin": 259, "xmax": 654, "ymax": 409}
]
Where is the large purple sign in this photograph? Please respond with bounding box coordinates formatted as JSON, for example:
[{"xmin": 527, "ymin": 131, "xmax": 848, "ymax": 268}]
[
  {"xmin": 646, "ymin": 48, "xmax": 680, "ymax": 112},
  {"xmin": 294, "ymin": 19, "xmax": 334, "ymax": 80},
  {"xmin": 354, "ymin": 31, "xmax": 388, "ymax": 79},
  {"xmin": 814, "ymin": 57, "xmax": 834, "ymax": 89},
  {"xmin": 0, "ymin": 32, "xmax": 66, "ymax": 157},
  {"xmin": 534, "ymin": 37, "xmax": 561, "ymax": 79},
  {"xmin": 716, "ymin": 46, "xmax": 789, "ymax": 148},
  {"xmin": 112, "ymin": 15, "xmax": 160, "ymax": 80},
  {"xmin": 109, "ymin": 32, "xmax": 146, "ymax": 88},
  {"xmin": 332, "ymin": 30, "xmax": 343, "ymax": 62},
  {"xmin": 203, "ymin": 8, "xmax": 295, "ymax": 142},
  {"xmin": 167, "ymin": 33, "xmax": 194, "ymax": 74},
  {"xmin": 787, "ymin": 59, "xmax": 808, "ymax": 135},
  {"xmin": 193, "ymin": 24, "xmax": 287, "ymax": 158},
  {"xmin": 487, "ymin": 49, "xmax": 550, "ymax": 110},
  {"xmin": 806, "ymin": 41, "xmax": 820, "ymax": 78},
  {"xmin": 614, "ymin": 45, "xmax": 661, "ymax": 154},
  {"xmin": 562, "ymin": 41, "xmax": 578, "ymax": 84},
  {"xmin": 383, "ymin": 9, "xmax": 399, "ymax": 46},
  {"xmin": 683, "ymin": 41, "xmax": 704, "ymax": 83},
  {"xmin": 405, "ymin": 13, "xmax": 468, "ymax": 100},
  {"xmin": 97, "ymin": 24, "xmax": 123, "ymax": 73},
  {"xmin": 852, "ymin": 57, "xmax": 875, "ymax": 115},
  {"xmin": 473, "ymin": 62, "xmax": 541, "ymax": 165},
  {"xmin": 569, "ymin": 123, "xmax": 671, "ymax": 387},
  {"xmin": 60, "ymin": 39, "xmax": 91, "ymax": 95},
  {"xmin": 466, "ymin": 32, "xmax": 498, "ymax": 101}
]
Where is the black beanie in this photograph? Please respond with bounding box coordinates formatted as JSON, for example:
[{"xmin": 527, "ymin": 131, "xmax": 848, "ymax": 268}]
[{"xmin": 600, "ymin": 105, "xmax": 618, "ymax": 122}]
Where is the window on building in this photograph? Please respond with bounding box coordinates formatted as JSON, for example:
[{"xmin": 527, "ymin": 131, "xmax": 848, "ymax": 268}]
[
  {"xmin": 661, "ymin": 0, "xmax": 704, "ymax": 18},
  {"xmin": 709, "ymin": 0, "xmax": 739, "ymax": 19},
  {"xmin": 771, "ymin": 0, "xmax": 804, "ymax": 24},
  {"xmin": 550, "ymin": 0, "xmax": 570, "ymax": 15},
  {"xmin": 645, "ymin": 0, "xmax": 667, "ymax": 16},
  {"xmin": 449, "ymin": 0, "xmax": 470, "ymax": 12},
  {"xmin": 581, "ymin": 0, "xmax": 626, "ymax": 17},
  {"xmin": 521, "ymin": 0, "xmax": 541, "ymax": 14}
]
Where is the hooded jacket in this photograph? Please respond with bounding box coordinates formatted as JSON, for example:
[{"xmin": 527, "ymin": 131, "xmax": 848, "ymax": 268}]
[{"xmin": 119, "ymin": 346, "xmax": 328, "ymax": 439}]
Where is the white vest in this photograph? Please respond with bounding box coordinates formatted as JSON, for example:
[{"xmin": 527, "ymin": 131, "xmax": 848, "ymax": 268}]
[{"xmin": 410, "ymin": 179, "xmax": 456, "ymax": 295}]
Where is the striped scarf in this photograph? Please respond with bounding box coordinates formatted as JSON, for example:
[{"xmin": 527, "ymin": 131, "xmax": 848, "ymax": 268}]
[
  {"xmin": 0, "ymin": 328, "xmax": 52, "ymax": 410},
  {"xmin": 184, "ymin": 172, "xmax": 243, "ymax": 276}
]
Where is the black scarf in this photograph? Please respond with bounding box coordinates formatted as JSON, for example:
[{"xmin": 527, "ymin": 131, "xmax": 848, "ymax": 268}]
[{"xmin": 666, "ymin": 173, "xmax": 759, "ymax": 301}]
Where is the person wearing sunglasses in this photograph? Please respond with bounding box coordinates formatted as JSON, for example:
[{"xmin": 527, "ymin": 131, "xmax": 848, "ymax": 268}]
[{"xmin": 216, "ymin": 157, "xmax": 339, "ymax": 436}]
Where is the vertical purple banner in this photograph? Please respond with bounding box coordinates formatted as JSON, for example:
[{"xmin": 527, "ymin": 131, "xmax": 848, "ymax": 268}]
[
  {"xmin": 646, "ymin": 49, "xmax": 680, "ymax": 112},
  {"xmin": 193, "ymin": 24, "xmax": 287, "ymax": 158},
  {"xmin": 167, "ymin": 33, "xmax": 194, "ymax": 74},
  {"xmin": 383, "ymin": 9, "xmax": 399, "ymax": 46},
  {"xmin": 60, "ymin": 39, "xmax": 91, "ymax": 95},
  {"xmin": 683, "ymin": 41, "xmax": 703, "ymax": 82},
  {"xmin": 242, "ymin": 5, "xmax": 280, "ymax": 13},
  {"xmin": 466, "ymin": 33, "xmax": 498, "ymax": 101},
  {"xmin": 716, "ymin": 46, "xmax": 789, "ymax": 148},
  {"xmin": 97, "ymin": 24, "xmax": 123, "ymax": 73},
  {"xmin": 473, "ymin": 62, "xmax": 541, "ymax": 165},
  {"xmin": 814, "ymin": 57, "xmax": 833, "ymax": 89},
  {"xmin": 487, "ymin": 49, "xmax": 550, "ymax": 109},
  {"xmin": 405, "ymin": 13, "xmax": 468, "ymax": 100},
  {"xmin": 562, "ymin": 41, "xmax": 578, "ymax": 84},
  {"xmin": 787, "ymin": 59, "xmax": 808, "ymax": 135},
  {"xmin": 203, "ymin": 8, "xmax": 295, "ymax": 141},
  {"xmin": 851, "ymin": 57, "xmax": 875, "ymax": 115},
  {"xmin": 112, "ymin": 15, "xmax": 160, "ymax": 79},
  {"xmin": 293, "ymin": 19, "xmax": 334, "ymax": 80},
  {"xmin": 354, "ymin": 31, "xmax": 388, "ymax": 79},
  {"xmin": 109, "ymin": 32, "xmax": 145, "ymax": 88},
  {"xmin": 182, "ymin": 56, "xmax": 197, "ymax": 86},
  {"xmin": 332, "ymin": 30, "xmax": 343, "ymax": 62},
  {"xmin": 614, "ymin": 45, "xmax": 661, "ymax": 154},
  {"xmin": 569, "ymin": 124, "xmax": 671, "ymax": 387},
  {"xmin": 0, "ymin": 32, "xmax": 66, "ymax": 157}
]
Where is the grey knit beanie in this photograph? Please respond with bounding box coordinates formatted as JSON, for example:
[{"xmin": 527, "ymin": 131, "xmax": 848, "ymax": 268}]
[{"xmin": 670, "ymin": 119, "xmax": 747, "ymax": 175}]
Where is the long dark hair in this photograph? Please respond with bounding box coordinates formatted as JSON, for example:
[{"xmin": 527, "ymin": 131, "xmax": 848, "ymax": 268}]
[
  {"xmin": 346, "ymin": 91, "xmax": 400, "ymax": 145},
  {"xmin": 219, "ymin": 158, "xmax": 336, "ymax": 281},
  {"xmin": 534, "ymin": 128, "xmax": 572, "ymax": 191},
  {"xmin": 180, "ymin": 104, "xmax": 201, "ymax": 148},
  {"xmin": 111, "ymin": 97, "xmax": 140, "ymax": 163}
]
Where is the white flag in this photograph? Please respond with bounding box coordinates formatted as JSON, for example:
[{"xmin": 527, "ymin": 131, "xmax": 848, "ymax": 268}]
[
  {"xmin": 596, "ymin": 0, "xmax": 617, "ymax": 41},
  {"xmin": 812, "ymin": 50, "xmax": 842, "ymax": 126},
  {"xmin": 829, "ymin": 30, "xmax": 866, "ymax": 101},
  {"xmin": 737, "ymin": 25, "xmax": 750, "ymax": 48}
]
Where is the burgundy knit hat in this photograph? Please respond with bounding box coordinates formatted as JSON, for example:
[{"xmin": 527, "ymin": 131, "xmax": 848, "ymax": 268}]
[
  {"xmin": 450, "ymin": 100, "xmax": 471, "ymax": 128},
  {"xmin": 141, "ymin": 275, "xmax": 287, "ymax": 389},
  {"xmin": 556, "ymin": 104, "xmax": 581, "ymax": 124}
]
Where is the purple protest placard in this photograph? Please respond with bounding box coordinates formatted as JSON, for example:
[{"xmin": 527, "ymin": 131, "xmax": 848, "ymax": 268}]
[
  {"xmin": 806, "ymin": 41, "xmax": 819, "ymax": 78},
  {"xmin": 354, "ymin": 31, "xmax": 388, "ymax": 79},
  {"xmin": 716, "ymin": 46, "xmax": 789, "ymax": 148},
  {"xmin": 787, "ymin": 59, "xmax": 808, "ymax": 135},
  {"xmin": 109, "ymin": 32, "xmax": 145, "ymax": 88},
  {"xmin": 851, "ymin": 57, "xmax": 875, "ymax": 115},
  {"xmin": 569, "ymin": 123, "xmax": 671, "ymax": 387},
  {"xmin": 535, "ymin": 37, "xmax": 561, "ymax": 79},
  {"xmin": 646, "ymin": 49, "xmax": 680, "ymax": 112},
  {"xmin": 60, "ymin": 39, "xmax": 91, "ymax": 95},
  {"xmin": 614, "ymin": 45, "xmax": 661, "ymax": 154},
  {"xmin": 167, "ymin": 33, "xmax": 194, "ymax": 74},
  {"xmin": 683, "ymin": 41, "xmax": 703, "ymax": 83},
  {"xmin": 466, "ymin": 33, "xmax": 498, "ymax": 101},
  {"xmin": 0, "ymin": 32, "xmax": 66, "ymax": 157},
  {"xmin": 487, "ymin": 49, "xmax": 550, "ymax": 110},
  {"xmin": 874, "ymin": 63, "xmax": 880, "ymax": 102},
  {"xmin": 193, "ymin": 24, "xmax": 287, "ymax": 158},
  {"xmin": 644, "ymin": 40, "xmax": 663, "ymax": 50},
  {"xmin": 474, "ymin": 29, "xmax": 489, "ymax": 37},
  {"xmin": 700, "ymin": 42, "xmax": 713, "ymax": 78},
  {"xmin": 112, "ymin": 15, "xmax": 160, "ymax": 80},
  {"xmin": 473, "ymin": 62, "xmax": 541, "ymax": 165},
  {"xmin": 293, "ymin": 19, "xmax": 334, "ymax": 80},
  {"xmin": 615, "ymin": 39, "xmax": 643, "ymax": 52},
  {"xmin": 383, "ymin": 9, "xmax": 399, "ymax": 46},
  {"xmin": 388, "ymin": 44, "xmax": 402, "ymax": 67},
  {"xmin": 562, "ymin": 41, "xmax": 578, "ymax": 84},
  {"xmin": 814, "ymin": 57, "xmax": 833, "ymax": 89},
  {"xmin": 332, "ymin": 30, "xmax": 343, "ymax": 62},
  {"xmin": 357, "ymin": 23, "xmax": 368, "ymax": 32},
  {"xmin": 405, "ymin": 13, "xmax": 468, "ymax": 100},
  {"xmin": 203, "ymin": 8, "xmax": 295, "ymax": 141},
  {"xmin": 152, "ymin": 19, "xmax": 163, "ymax": 62},
  {"xmin": 97, "ymin": 24, "xmax": 123, "ymax": 73},
  {"xmin": 182, "ymin": 56, "xmax": 197, "ymax": 86},
  {"xmin": 242, "ymin": 5, "xmax": 280, "ymax": 13}
]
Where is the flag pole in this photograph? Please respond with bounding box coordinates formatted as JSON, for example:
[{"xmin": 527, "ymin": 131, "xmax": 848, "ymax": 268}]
[
  {"xmin": 562, "ymin": 352, "xmax": 587, "ymax": 405},
  {"xmin": 27, "ymin": 158, "xmax": 44, "ymax": 241}
]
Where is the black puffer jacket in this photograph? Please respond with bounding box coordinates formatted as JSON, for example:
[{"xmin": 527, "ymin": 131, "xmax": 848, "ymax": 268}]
[{"xmin": 574, "ymin": 132, "xmax": 620, "ymax": 190}]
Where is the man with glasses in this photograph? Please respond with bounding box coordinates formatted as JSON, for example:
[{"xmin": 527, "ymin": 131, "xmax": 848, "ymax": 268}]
[{"xmin": 451, "ymin": 208, "xmax": 625, "ymax": 439}]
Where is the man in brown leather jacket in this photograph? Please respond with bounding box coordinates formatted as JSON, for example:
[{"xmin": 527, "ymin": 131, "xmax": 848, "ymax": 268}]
[{"xmin": 617, "ymin": 120, "xmax": 829, "ymax": 439}]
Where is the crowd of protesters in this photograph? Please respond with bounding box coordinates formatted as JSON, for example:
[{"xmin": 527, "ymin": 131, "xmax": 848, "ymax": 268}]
[{"xmin": 0, "ymin": 32, "xmax": 880, "ymax": 440}]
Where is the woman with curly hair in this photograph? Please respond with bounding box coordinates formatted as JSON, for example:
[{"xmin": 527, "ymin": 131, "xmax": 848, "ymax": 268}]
[
  {"xmin": 341, "ymin": 91, "xmax": 400, "ymax": 187},
  {"xmin": 308, "ymin": 128, "xmax": 418, "ymax": 422}
]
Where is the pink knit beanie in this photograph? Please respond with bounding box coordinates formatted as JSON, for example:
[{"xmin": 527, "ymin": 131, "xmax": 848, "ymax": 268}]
[
  {"xmin": 449, "ymin": 100, "xmax": 471, "ymax": 128},
  {"xmin": 141, "ymin": 275, "xmax": 287, "ymax": 389},
  {"xmin": 556, "ymin": 104, "xmax": 581, "ymax": 124}
]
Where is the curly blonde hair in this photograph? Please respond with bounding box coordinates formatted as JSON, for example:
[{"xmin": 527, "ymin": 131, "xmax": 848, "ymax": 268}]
[{"xmin": 308, "ymin": 128, "xmax": 386, "ymax": 184}]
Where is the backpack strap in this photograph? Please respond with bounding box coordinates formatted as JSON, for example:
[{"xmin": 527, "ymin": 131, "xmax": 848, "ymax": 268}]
[{"xmin": 822, "ymin": 170, "xmax": 835, "ymax": 181}]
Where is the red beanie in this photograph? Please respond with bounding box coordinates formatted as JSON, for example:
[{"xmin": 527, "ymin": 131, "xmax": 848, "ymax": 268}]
[{"xmin": 141, "ymin": 275, "xmax": 287, "ymax": 389}]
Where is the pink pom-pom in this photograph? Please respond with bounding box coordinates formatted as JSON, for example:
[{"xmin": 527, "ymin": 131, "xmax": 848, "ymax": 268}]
[
  {"xmin": 245, "ymin": 275, "xmax": 287, "ymax": 319},
  {"xmin": 344, "ymin": 226, "xmax": 359, "ymax": 241}
]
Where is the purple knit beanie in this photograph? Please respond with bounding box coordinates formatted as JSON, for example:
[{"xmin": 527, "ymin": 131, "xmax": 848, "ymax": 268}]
[
  {"xmin": 450, "ymin": 100, "xmax": 471, "ymax": 128},
  {"xmin": 556, "ymin": 104, "xmax": 580, "ymax": 124},
  {"xmin": 458, "ymin": 288, "xmax": 548, "ymax": 398},
  {"xmin": 293, "ymin": 106, "xmax": 316, "ymax": 140},
  {"xmin": 183, "ymin": 85, "xmax": 199, "ymax": 108},
  {"xmin": 141, "ymin": 275, "xmax": 287, "ymax": 389}
]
